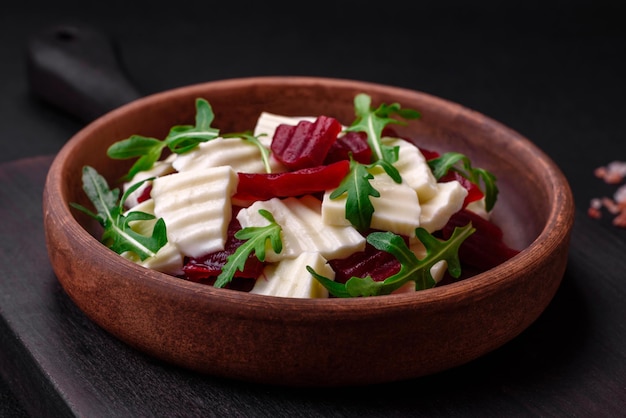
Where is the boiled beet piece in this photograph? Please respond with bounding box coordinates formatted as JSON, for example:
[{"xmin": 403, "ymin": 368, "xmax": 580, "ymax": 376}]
[
  {"xmin": 136, "ymin": 184, "xmax": 152, "ymax": 204},
  {"xmin": 420, "ymin": 147, "xmax": 440, "ymax": 161},
  {"xmin": 324, "ymin": 131, "xmax": 372, "ymax": 165},
  {"xmin": 234, "ymin": 160, "xmax": 349, "ymax": 202},
  {"xmin": 441, "ymin": 209, "xmax": 520, "ymax": 272},
  {"xmin": 329, "ymin": 231, "xmax": 405, "ymax": 283},
  {"xmin": 271, "ymin": 115, "xmax": 342, "ymax": 170},
  {"xmin": 182, "ymin": 207, "xmax": 264, "ymax": 282}
]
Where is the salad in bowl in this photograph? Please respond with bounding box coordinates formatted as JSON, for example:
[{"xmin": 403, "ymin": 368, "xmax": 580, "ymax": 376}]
[
  {"xmin": 72, "ymin": 93, "xmax": 518, "ymax": 299},
  {"xmin": 43, "ymin": 77, "xmax": 573, "ymax": 386}
]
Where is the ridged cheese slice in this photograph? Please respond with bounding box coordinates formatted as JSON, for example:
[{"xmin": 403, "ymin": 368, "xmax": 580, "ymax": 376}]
[
  {"xmin": 123, "ymin": 153, "xmax": 176, "ymax": 208},
  {"xmin": 379, "ymin": 136, "xmax": 439, "ymax": 202},
  {"xmin": 419, "ymin": 181, "xmax": 468, "ymax": 232},
  {"xmin": 321, "ymin": 177, "xmax": 421, "ymax": 238},
  {"xmin": 172, "ymin": 136, "xmax": 285, "ymax": 174},
  {"xmin": 151, "ymin": 166, "xmax": 238, "ymax": 258},
  {"xmin": 236, "ymin": 195, "xmax": 366, "ymax": 262},
  {"xmin": 139, "ymin": 244, "xmax": 184, "ymax": 276},
  {"xmin": 122, "ymin": 199, "xmax": 184, "ymax": 275},
  {"xmin": 250, "ymin": 252, "xmax": 334, "ymax": 298}
]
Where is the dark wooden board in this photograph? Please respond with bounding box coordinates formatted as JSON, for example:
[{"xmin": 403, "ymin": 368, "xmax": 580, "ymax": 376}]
[{"xmin": 1, "ymin": 155, "xmax": 625, "ymax": 417}]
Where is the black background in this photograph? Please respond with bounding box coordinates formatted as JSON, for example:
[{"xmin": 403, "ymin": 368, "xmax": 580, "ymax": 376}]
[
  {"xmin": 1, "ymin": 1, "xmax": 625, "ymax": 416},
  {"xmin": 3, "ymin": 1, "xmax": 626, "ymax": 218}
]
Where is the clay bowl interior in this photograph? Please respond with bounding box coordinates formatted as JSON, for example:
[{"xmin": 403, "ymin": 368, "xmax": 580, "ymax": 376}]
[{"xmin": 43, "ymin": 76, "xmax": 574, "ymax": 387}]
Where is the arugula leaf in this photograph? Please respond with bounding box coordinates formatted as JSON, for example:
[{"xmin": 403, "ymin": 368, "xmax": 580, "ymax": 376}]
[
  {"xmin": 214, "ymin": 209, "xmax": 283, "ymax": 288},
  {"xmin": 70, "ymin": 165, "xmax": 168, "ymax": 261},
  {"xmin": 330, "ymin": 94, "xmax": 421, "ymax": 231},
  {"xmin": 329, "ymin": 158, "xmax": 379, "ymax": 232},
  {"xmin": 223, "ymin": 131, "xmax": 273, "ymax": 173},
  {"xmin": 346, "ymin": 93, "xmax": 420, "ymax": 174},
  {"xmin": 428, "ymin": 152, "xmax": 499, "ymax": 211},
  {"xmin": 308, "ymin": 223, "xmax": 475, "ymax": 297},
  {"xmin": 107, "ymin": 98, "xmax": 219, "ymax": 180}
]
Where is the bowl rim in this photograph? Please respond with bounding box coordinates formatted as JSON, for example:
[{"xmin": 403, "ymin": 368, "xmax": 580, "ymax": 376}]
[{"xmin": 44, "ymin": 75, "xmax": 575, "ymax": 316}]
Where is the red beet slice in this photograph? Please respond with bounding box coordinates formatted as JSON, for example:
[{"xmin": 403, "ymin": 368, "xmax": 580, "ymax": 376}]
[
  {"xmin": 420, "ymin": 147, "xmax": 440, "ymax": 161},
  {"xmin": 324, "ymin": 131, "xmax": 372, "ymax": 165},
  {"xmin": 233, "ymin": 160, "xmax": 349, "ymax": 202},
  {"xmin": 271, "ymin": 115, "xmax": 342, "ymax": 170},
  {"xmin": 441, "ymin": 209, "xmax": 519, "ymax": 272},
  {"xmin": 182, "ymin": 208, "xmax": 265, "ymax": 282},
  {"xmin": 329, "ymin": 231, "xmax": 405, "ymax": 283},
  {"xmin": 136, "ymin": 184, "xmax": 152, "ymax": 204}
]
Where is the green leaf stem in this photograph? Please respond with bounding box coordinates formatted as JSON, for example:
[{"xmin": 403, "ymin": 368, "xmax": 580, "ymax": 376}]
[
  {"xmin": 70, "ymin": 166, "xmax": 168, "ymax": 261},
  {"xmin": 308, "ymin": 223, "xmax": 475, "ymax": 297}
]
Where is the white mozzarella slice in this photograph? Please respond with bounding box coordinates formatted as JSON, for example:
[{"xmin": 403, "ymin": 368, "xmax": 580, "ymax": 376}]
[
  {"xmin": 236, "ymin": 196, "xmax": 366, "ymax": 262},
  {"xmin": 172, "ymin": 136, "xmax": 285, "ymax": 174},
  {"xmin": 419, "ymin": 181, "xmax": 468, "ymax": 232},
  {"xmin": 123, "ymin": 153, "xmax": 177, "ymax": 208},
  {"xmin": 379, "ymin": 136, "xmax": 439, "ymax": 202},
  {"xmin": 139, "ymin": 243, "xmax": 184, "ymax": 276},
  {"xmin": 321, "ymin": 177, "xmax": 421, "ymax": 238},
  {"xmin": 250, "ymin": 252, "xmax": 334, "ymax": 298},
  {"xmin": 151, "ymin": 166, "xmax": 238, "ymax": 259}
]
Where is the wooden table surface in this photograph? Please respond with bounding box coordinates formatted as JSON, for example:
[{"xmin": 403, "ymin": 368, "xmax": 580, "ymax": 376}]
[{"xmin": 1, "ymin": 1, "xmax": 625, "ymax": 416}]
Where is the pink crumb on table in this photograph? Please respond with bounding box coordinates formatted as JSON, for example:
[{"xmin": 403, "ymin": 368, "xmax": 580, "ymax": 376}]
[
  {"xmin": 589, "ymin": 161, "xmax": 626, "ymax": 227},
  {"xmin": 594, "ymin": 161, "xmax": 626, "ymax": 184}
]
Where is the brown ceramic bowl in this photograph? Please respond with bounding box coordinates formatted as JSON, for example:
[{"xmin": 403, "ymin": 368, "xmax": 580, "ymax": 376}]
[{"xmin": 43, "ymin": 76, "xmax": 574, "ymax": 387}]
